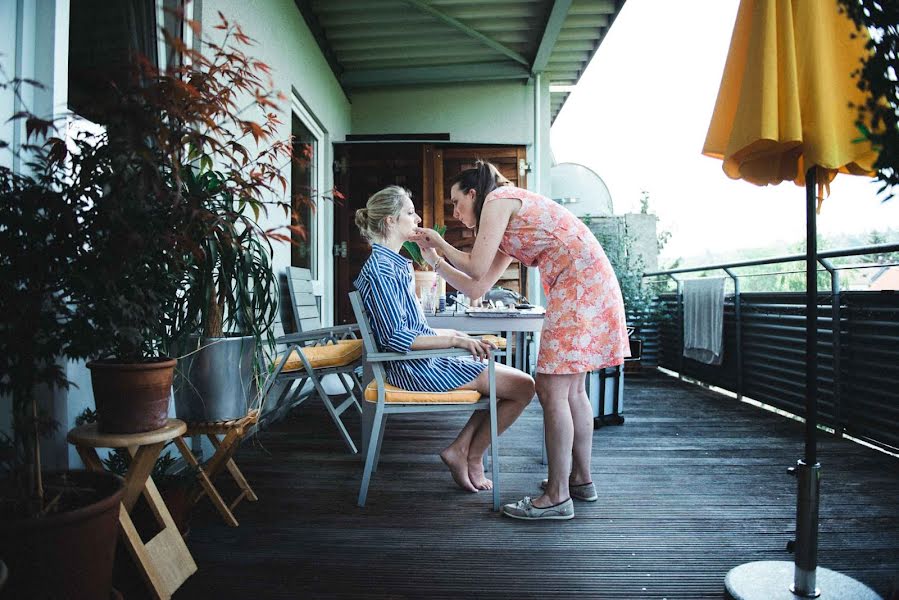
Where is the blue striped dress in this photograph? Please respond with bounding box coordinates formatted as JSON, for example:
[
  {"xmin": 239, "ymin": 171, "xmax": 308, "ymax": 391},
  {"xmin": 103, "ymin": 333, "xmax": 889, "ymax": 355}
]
[{"xmin": 354, "ymin": 243, "xmax": 485, "ymax": 392}]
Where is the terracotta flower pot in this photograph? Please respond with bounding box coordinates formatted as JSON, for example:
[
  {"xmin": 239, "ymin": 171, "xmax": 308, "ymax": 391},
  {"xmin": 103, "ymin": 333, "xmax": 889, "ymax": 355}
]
[
  {"xmin": 0, "ymin": 471, "xmax": 124, "ymax": 600},
  {"xmin": 87, "ymin": 358, "xmax": 176, "ymax": 433}
]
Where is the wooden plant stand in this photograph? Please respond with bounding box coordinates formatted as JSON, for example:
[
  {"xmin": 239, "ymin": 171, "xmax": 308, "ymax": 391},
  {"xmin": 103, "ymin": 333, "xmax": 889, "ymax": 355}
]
[
  {"xmin": 67, "ymin": 419, "xmax": 197, "ymax": 600},
  {"xmin": 173, "ymin": 409, "xmax": 259, "ymax": 527}
]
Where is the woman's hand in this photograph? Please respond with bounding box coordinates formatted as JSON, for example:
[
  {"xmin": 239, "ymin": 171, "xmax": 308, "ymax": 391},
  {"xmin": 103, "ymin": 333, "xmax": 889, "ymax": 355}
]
[
  {"xmin": 413, "ymin": 227, "xmax": 443, "ymax": 250},
  {"xmin": 452, "ymin": 335, "xmax": 496, "ymax": 360}
]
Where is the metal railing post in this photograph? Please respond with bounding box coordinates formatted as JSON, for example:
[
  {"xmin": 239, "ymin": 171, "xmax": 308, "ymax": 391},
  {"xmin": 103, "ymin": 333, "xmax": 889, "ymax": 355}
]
[
  {"xmin": 670, "ymin": 274, "xmax": 683, "ymax": 379},
  {"xmin": 723, "ymin": 268, "xmax": 742, "ymax": 401},
  {"xmin": 819, "ymin": 258, "xmax": 842, "ymax": 436}
]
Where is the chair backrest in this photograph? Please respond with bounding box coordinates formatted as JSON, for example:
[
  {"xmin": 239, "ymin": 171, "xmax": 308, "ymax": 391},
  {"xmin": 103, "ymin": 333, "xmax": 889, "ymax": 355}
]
[
  {"xmin": 349, "ymin": 290, "xmax": 386, "ymax": 389},
  {"xmin": 348, "ymin": 291, "xmax": 379, "ymax": 357},
  {"xmin": 287, "ymin": 267, "xmax": 322, "ymax": 333}
]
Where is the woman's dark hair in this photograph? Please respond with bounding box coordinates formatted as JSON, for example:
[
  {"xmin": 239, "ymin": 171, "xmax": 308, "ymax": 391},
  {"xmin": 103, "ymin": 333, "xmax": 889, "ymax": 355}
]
[{"xmin": 447, "ymin": 159, "xmax": 511, "ymax": 227}]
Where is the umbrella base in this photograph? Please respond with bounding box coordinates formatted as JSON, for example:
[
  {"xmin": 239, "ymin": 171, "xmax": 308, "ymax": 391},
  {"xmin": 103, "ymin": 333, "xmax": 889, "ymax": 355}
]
[{"xmin": 725, "ymin": 561, "xmax": 882, "ymax": 600}]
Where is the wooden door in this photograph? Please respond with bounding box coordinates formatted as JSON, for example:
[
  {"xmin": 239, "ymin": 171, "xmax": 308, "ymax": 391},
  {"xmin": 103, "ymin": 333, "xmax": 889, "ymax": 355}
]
[
  {"xmin": 332, "ymin": 143, "xmax": 425, "ymax": 324},
  {"xmin": 433, "ymin": 146, "xmax": 528, "ymax": 296}
]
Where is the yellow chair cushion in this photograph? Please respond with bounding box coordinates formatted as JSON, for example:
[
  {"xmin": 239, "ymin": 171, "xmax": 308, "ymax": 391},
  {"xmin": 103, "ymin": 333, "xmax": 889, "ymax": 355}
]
[
  {"xmin": 364, "ymin": 380, "xmax": 482, "ymax": 404},
  {"xmin": 279, "ymin": 339, "xmax": 363, "ymax": 372},
  {"xmin": 480, "ymin": 335, "xmax": 507, "ymax": 349}
]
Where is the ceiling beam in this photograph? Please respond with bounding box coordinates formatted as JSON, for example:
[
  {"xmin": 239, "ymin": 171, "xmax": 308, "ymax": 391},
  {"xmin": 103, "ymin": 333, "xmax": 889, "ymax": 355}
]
[
  {"xmin": 399, "ymin": 0, "xmax": 530, "ymax": 67},
  {"xmin": 341, "ymin": 62, "xmax": 530, "ymax": 89},
  {"xmin": 532, "ymin": 0, "xmax": 572, "ymax": 74},
  {"xmin": 294, "ymin": 0, "xmax": 344, "ymax": 82}
]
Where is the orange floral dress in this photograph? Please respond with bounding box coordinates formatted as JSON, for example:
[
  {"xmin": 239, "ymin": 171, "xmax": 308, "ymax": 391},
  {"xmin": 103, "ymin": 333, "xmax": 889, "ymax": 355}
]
[{"xmin": 485, "ymin": 186, "xmax": 630, "ymax": 374}]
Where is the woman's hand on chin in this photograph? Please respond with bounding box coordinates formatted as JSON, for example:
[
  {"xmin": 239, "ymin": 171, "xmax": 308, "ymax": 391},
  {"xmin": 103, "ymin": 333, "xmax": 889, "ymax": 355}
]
[{"xmin": 412, "ymin": 227, "xmax": 440, "ymax": 248}]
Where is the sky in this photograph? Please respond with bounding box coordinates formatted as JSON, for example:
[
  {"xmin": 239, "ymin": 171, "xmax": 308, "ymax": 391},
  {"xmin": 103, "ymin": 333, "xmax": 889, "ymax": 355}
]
[{"xmin": 550, "ymin": 0, "xmax": 899, "ymax": 266}]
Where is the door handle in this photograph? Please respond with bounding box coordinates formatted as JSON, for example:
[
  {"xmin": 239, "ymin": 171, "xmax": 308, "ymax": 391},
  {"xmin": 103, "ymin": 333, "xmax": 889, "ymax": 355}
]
[{"xmin": 333, "ymin": 242, "xmax": 347, "ymax": 258}]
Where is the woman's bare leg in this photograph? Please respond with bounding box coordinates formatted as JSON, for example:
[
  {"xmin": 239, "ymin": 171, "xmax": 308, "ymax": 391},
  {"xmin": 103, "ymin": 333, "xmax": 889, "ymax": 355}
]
[
  {"xmin": 532, "ymin": 373, "xmax": 578, "ymax": 507},
  {"xmin": 440, "ymin": 364, "xmax": 535, "ymax": 492},
  {"xmin": 567, "ymin": 373, "xmax": 593, "ymax": 485}
]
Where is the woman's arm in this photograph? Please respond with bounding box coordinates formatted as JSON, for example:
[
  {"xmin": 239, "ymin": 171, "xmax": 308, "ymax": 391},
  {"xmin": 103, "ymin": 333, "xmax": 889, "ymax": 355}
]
[
  {"xmin": 415, "ymin": 197, "xmax": 517, "ymax": 279},
  {"xmin": 410, "ymin": 332, "xmax": 494, "ymax": 360},
  {"xmin": 423, "ymin": 247, "xmax": 513, "ymax": 300},
  {"xmin": 361, "ymin": 265, "xmax": 493, "ymax": 359}
]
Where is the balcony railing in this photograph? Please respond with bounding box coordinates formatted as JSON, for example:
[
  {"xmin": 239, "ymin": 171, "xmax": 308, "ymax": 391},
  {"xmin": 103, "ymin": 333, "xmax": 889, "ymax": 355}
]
[{"xmin": 644, "ymin": 243, "xmax": 899, "ymax": 454}]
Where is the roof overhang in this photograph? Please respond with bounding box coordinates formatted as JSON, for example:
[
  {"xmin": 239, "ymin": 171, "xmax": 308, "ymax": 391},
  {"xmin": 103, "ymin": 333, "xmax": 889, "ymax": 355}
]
[{"xmin": 295, "ymin": 0, "xmax": 625, "ymax": 122}]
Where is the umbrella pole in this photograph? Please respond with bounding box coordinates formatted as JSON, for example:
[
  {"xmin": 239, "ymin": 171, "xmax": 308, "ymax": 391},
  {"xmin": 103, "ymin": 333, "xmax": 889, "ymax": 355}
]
[
  {"xmin": 723, "ymin": 169, "xmax": 882, "ymax": 600},
  {"xmin": 793, "ymin": 167, "xmax": 822, "ymax": 597}
]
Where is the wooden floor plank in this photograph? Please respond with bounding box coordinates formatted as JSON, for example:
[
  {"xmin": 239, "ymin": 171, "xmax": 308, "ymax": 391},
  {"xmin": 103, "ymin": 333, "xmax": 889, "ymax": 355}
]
[{"xmin": 174, "ymin": 371, "xmax": 899, "ymax": 599}]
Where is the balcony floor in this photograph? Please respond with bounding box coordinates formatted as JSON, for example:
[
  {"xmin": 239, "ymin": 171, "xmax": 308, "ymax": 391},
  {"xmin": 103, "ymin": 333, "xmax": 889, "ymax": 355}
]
[{"xmin": 174, "ymin": 371, "xmax": 899, "ymax": 599}]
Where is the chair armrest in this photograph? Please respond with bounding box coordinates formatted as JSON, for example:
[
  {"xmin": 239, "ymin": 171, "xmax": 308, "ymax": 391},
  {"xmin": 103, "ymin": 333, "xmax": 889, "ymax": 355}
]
[
  {"xmin": 328, "ymin": 324, "xmax": 361, "ymax": 337},
  {"xmin": 275, "ymin": 331, "xmax": 335, "ymax": 345},
  {"xmin": 276, "ymin": 324, "xmax": 360, "ymax": 346},
  {"xmin": 366, "ymin": 348, "xmax": 504, "ymax": 363}
]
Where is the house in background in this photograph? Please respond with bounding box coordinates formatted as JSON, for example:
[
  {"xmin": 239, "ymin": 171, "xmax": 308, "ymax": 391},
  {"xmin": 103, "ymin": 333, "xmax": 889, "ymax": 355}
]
[{"xmin": 1, "ymin": 0, "xmax": 625, "ymax": 468}]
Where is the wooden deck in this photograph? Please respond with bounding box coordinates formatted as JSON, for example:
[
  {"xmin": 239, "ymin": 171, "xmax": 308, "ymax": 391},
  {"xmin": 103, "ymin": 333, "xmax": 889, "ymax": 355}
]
[{"xmin": 174, "ymin": 371, "xmax": 899, "ymax": 599}]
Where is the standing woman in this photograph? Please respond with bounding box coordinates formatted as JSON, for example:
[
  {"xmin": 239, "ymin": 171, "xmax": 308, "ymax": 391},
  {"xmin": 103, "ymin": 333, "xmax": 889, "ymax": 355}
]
[{"xmin": 415, "ymin": 161, "xmax": 629, "ymax": 521}]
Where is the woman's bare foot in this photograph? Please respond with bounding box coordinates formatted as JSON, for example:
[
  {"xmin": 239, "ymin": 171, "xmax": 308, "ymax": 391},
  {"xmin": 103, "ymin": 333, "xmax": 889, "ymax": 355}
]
[
  {"xmin": 468, "ymin": 457, "xmax": 493, "ymax": 490},
  {"xmin": 440, "ymin": 445, "xmax": 478, "ymax": 492}
]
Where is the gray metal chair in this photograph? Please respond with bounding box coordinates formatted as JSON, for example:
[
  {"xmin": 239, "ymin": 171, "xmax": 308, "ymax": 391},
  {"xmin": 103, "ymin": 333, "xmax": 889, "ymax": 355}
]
[
  {"xmin": 259, "ymin": 268, "xmax": 364, "ymax": 453},
  {"xmin": 349, "ymin": 291, "xmax": 501, "ymax": 509}
]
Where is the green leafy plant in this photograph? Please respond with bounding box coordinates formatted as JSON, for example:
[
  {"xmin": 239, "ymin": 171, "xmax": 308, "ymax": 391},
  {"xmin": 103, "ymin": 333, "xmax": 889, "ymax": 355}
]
[
  {"xmin": 60, "ymin": 12, "xmax": 297, "ymax": 363},
  {"xmin": 0, "ymin": 76, "xmax": 92, "ymax": 515},
  {"xmin": 838, "ymin": 0, "xmax": 898, "ymax": 202},
  {"xmin": 402, "ymin": 225, "xmax": 447, "ymax": 270},
  {"xmin": 1, "ymin": 10, "xmax": 301, "ymax": 513}
]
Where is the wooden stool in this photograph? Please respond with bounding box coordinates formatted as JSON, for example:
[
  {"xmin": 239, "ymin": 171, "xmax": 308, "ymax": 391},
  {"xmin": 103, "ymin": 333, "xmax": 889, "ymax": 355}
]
[
  {"xmin": 67, "ymin": 419, "xmax": 197, "ymax": 600},
  {"xmin": 173, "ymin": 409, "xmax": 259, "ymax": 527}
]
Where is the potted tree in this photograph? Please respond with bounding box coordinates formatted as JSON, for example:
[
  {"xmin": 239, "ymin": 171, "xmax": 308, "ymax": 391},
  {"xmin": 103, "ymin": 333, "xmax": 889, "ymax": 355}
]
[
  {"xmin": 162, "ymin": 18, "xmax": 295, "ymax": 423},
  {"xmin": 0, "ymin": 79, "xmax": 125, "ymax": 600},
  {"xmin": 63, "ymin": 13, "xmax": 295, "ymax": 429}
]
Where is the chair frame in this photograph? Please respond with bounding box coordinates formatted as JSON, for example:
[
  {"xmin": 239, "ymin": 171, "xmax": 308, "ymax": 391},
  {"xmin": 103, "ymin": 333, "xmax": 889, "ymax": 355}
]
[
  {"xmin": 349, "ymin": 291, "xmax": 501, "ymax": 510},
  {"xmin": 259, "ymin": 268, "xmax": 364, "ymax": 453}
]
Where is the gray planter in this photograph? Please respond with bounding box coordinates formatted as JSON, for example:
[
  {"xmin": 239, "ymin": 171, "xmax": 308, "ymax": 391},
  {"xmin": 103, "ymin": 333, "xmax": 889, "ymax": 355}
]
[{"xmin": 174, "ymin": 335, "xmax": 257, "ymax": 423}]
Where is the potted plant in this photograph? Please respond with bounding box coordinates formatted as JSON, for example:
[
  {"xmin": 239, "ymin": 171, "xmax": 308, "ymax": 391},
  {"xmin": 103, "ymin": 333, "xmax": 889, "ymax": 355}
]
[
  {"xmin": 0, "ymin": 78, "xmax": 125, "ymax": 600},
  {"xmin": 62, "ymin": 13, "xmax": 295, "ymax": 428},
  {"xmin": 403, "ymin": 225, "xmax": 447, "ymax": 304},
  {"xmin": 161, "ymin": 16, "xmax": 300, "ymax": 423}
]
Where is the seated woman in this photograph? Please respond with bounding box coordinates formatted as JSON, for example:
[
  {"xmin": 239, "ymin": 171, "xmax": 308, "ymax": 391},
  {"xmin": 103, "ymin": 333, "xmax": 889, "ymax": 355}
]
[{"xmin": 354, "ymin": 185, "xmax": 535, "ymax": 493}]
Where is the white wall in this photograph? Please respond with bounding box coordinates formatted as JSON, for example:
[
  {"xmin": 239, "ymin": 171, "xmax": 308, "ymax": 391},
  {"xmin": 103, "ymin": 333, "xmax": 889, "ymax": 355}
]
[
  {"xmin": 198, "ymin": 0, "xmax": 352, "ymax": 309},
  {"xmin": 351, "ymin": 81, "xmax": 534, "ymax": 147}
]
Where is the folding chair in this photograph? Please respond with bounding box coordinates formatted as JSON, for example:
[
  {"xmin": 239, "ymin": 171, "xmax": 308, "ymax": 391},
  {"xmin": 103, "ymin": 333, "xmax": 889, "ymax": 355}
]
[
  {"xmin": 259, "ymin": 268, "xmax": 364, "ymax": 453},
  {"xmin": 349, "ymin": 291, "xmax": 501, "ymax": 510}
]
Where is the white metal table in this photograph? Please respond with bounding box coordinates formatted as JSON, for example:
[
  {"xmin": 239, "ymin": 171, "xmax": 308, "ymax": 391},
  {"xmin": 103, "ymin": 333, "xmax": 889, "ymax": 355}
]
[{"xmin": 427, "ymin": 307, "xmax": 545, "ymax": 372}]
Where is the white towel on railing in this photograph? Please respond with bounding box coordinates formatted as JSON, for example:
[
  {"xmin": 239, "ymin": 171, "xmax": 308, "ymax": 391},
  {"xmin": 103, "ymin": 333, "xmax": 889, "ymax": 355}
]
[{"xmin": 683, "ymin": 277, "xmax": 725, "ymax": 365}]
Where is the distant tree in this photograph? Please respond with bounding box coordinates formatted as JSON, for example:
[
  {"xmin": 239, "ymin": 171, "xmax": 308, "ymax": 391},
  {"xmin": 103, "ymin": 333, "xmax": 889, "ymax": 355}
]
[
  {"xmin": 861, "ymin": 230, "xmax": 899, "ymax": 264},
  {"xmin": 838, "ymin": 0, "xmax": 899, "ymax": 202}
]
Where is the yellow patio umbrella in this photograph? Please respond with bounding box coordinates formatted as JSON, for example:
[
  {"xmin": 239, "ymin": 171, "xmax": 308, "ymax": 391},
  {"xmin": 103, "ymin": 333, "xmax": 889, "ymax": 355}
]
[
  {"xmin": 704, "ymin": 0, "xmax": 877, "ymax": 194},
  {"xmin": 703, "ymin": 1, "xmax": 882, "ymax": 599}
]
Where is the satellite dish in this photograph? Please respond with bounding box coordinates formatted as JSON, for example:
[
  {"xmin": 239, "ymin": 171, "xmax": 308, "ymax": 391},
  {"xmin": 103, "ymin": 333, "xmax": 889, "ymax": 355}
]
[{"xmin": 550, "ymin": 162, "xmax": 613, "ymax": 217}]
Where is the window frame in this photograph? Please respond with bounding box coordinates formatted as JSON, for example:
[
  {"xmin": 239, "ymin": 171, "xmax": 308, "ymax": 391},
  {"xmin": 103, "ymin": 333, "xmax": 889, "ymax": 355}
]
[{"xmin": 290, "ymin": 93, "xmax": 327, "ymax": 312}]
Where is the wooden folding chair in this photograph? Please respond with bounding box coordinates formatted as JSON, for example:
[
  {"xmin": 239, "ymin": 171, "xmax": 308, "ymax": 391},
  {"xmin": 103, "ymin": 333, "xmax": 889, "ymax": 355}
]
[
  {"xmin": 173, "ymin": 410, "xmax": 259, "ymax": 527},
  {"xmin": 349, "ymin": 291, "xmax": 501, "ymax": 510},
  {"xmin": 258, "ymin": 268, "xmax": 365, "ymax": 453}
]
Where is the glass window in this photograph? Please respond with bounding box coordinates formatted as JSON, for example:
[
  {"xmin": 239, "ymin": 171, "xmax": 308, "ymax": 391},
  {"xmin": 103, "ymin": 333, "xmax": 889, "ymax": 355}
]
[
  {"xmin": 291, "ymin": 113, "xmax": 317, "ymax": 273},
  {"xmin": 68, "ymin": 0, "xmax": 158, "ymax": 123}
]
